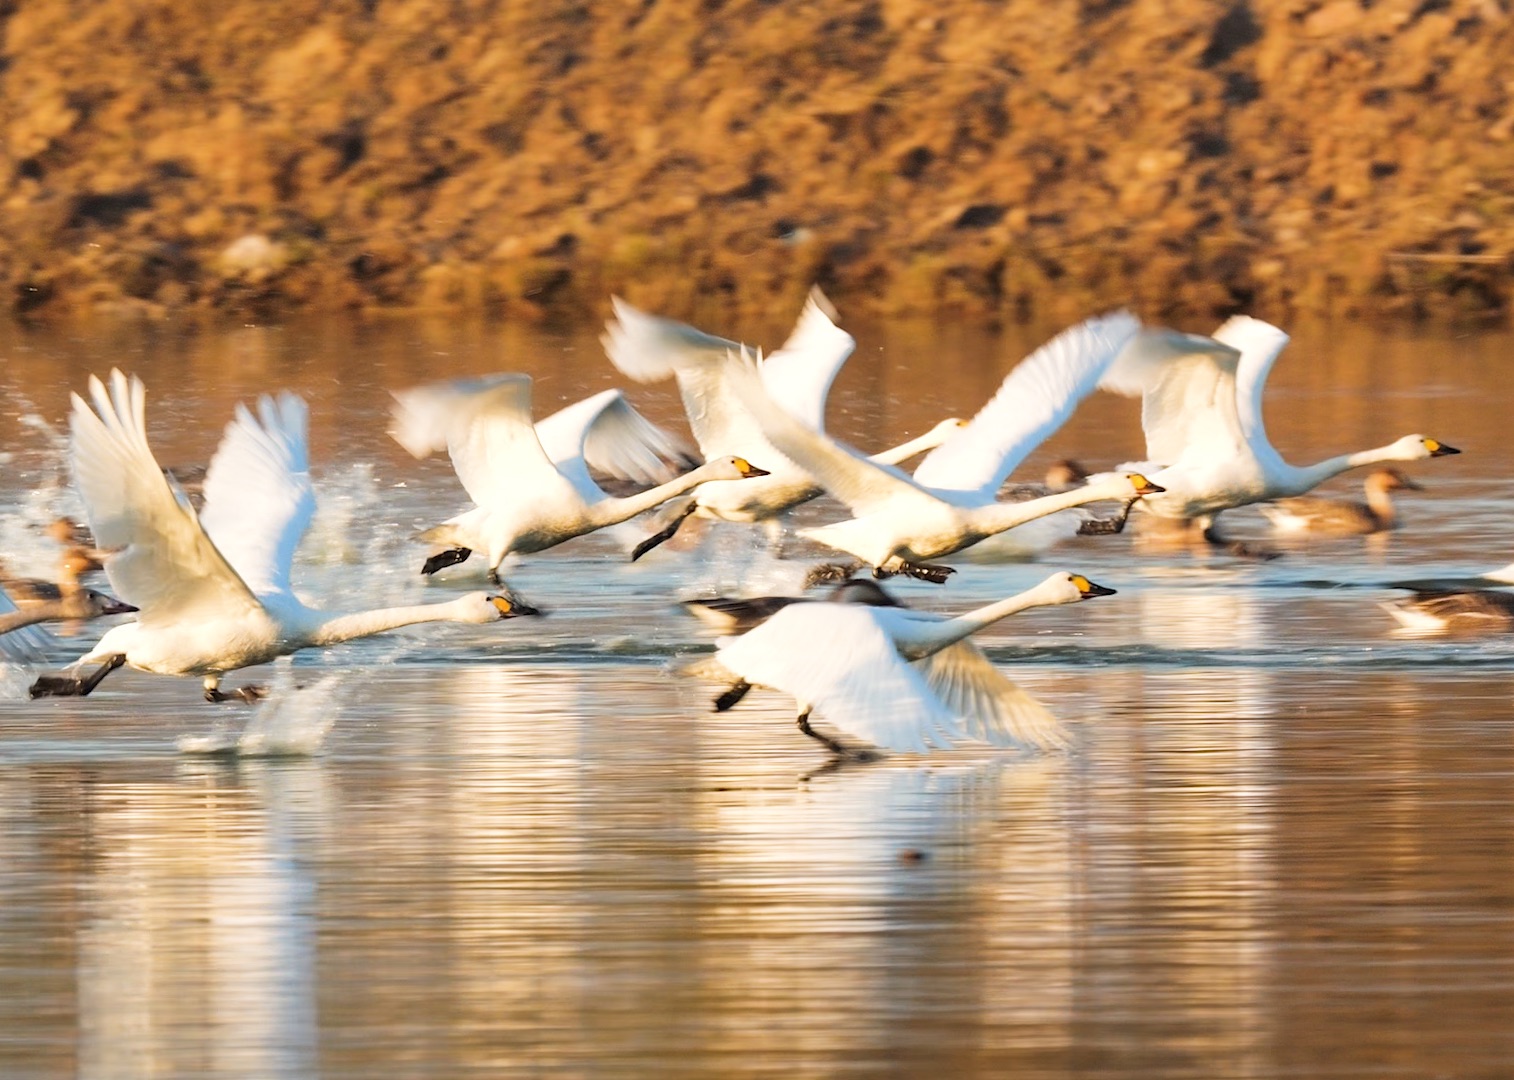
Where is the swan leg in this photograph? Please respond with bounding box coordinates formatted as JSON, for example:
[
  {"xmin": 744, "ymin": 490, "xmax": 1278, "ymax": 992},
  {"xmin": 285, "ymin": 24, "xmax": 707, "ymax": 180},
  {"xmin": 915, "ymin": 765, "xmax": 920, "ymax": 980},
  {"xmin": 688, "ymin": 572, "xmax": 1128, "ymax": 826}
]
[
  {"xmin": 896, "ymin": 561, "xmax": 956, "ymax": 584},
  {"xmin": 631, "ymin": 502, "xmax": 699, "ymax": 562},
  {"xmin": 204, "ymin": 677, "xmax": 267, "ymax": 704},
  {"xmin": 1077, "ymin": 498, "xmax": 1139, "ymax": 536},
  {"xmin": 421, "ymin": 547, "xmax": 472, "ymax": 576},
  {"xmin": 796, "ymin": 708, "xmax": 851, "ymax": 756},
  {"xmin": 29, "ymin": 653, "xmax": 127, "ymax": 699},
  {"xmin": 714, "ymin": 680, "xmax": 751, "ymax": 711},
  {"xmin": 1200, "ymin": 515, "xmax": 1282, "ymax": 561}
]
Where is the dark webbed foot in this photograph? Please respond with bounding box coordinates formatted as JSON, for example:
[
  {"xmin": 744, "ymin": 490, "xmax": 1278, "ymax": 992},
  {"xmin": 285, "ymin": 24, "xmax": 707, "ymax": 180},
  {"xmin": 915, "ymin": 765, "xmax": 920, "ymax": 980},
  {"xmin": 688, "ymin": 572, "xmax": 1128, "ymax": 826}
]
[
  {"xmin": 897, "ymin": 562, "xmax": 956, "ymax": 584},
  {"xmin": 632, "ymin": 502, "xmax": 699, "ymax": 562},
  {"xmin": 205, "ymin": 684, "xmax": 266, "ymax": 704},
  {"xmin": 714, "ymin": 680, "xmax": 752, "ymax": 712},
  {"xmin": 422, "ymin": 547, "xmax": 472, "ymax": 576},
  {"xmin": 1077, "ymin": 497, "xmax": 1138, "ymax": 536},
  {"xmin": 29, "ymin": 654, "xmax": 125, "ymax": 699}
]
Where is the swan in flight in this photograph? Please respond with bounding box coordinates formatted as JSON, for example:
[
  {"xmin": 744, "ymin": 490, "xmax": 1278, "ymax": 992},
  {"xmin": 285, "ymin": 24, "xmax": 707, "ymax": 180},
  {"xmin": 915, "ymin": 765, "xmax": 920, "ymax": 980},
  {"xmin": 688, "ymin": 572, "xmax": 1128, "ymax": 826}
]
[
  {"xmin": 601, "ymin": 289, "xmax": 965, "ymax": 558},
  {"xmin": 0, "ymin": 582, "xmax": 136, "ymax": 661},
  {"xmin": 1259, "ymin": 467, "xmax": 1424, "ymax": 535},
  {"xmin": 685, "ymin": 571, "xmax": 1116, "ymax": 757},
  {"xmin": 1097, "ymin": 316, "xmax": 1460, "ymax": 540},
  {"xmin": 725, "ymin": 310, "xmax": 1163, "ymax": 580},
  {"xmin": 391, "ymin": 374, "xmax": 769, "ymax": 583},
  {"xmin": 28, "ymin": 371, "xmax": 539, "ymax": 703}
]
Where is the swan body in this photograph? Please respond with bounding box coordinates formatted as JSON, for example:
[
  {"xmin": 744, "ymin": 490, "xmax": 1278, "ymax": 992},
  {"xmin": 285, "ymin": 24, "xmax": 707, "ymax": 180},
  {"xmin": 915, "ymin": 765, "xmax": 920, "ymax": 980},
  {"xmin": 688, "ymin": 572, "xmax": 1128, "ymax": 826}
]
[
  {"xmin": 1101, "ymin": 316, "xmax": 1460, "ymax": 524},
  {"xmin": 30, "ymin": 371, "xmax": 536, "ymax": 701},
  {"xmin": 693, "ymin": 572, "xmax": 1115, "ymax": 754},
  {"xmin": 601, "ymin": 290, "xmax": 966, "ymax": 540},
  {"xmin": 1259, "ymin": 468, "xmax": 1423, "ymax": 535},
  {"xmin": 391, "ymin": 374, "xmax": 766, "ymax": 580},
  {"xmin": 725, "ymin": 311, "xmax": 1160, "ymax": 576}
]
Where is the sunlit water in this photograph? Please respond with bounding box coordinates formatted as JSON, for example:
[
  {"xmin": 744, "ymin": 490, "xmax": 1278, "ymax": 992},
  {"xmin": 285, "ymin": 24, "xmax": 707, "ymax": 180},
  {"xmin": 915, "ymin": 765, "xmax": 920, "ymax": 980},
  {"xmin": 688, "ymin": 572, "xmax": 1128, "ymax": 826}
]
[{"xmin": 1, "ymin": 313, "xmax": 1513, "ymax": 1078}]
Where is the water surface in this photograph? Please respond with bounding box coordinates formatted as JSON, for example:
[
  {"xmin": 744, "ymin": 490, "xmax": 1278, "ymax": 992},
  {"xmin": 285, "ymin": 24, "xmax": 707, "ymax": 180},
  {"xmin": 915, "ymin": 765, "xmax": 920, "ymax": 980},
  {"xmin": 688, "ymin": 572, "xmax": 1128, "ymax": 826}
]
[{"xmin": 1, "ymin": 313, "xmax": 1512, "ymax": 1078}]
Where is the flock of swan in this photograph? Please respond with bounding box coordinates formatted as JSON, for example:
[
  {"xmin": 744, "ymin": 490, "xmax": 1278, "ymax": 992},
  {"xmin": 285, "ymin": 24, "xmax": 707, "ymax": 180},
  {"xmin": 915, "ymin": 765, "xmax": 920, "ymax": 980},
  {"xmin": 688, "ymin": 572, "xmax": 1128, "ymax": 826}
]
[{"xmin": 0, "ymin": 290, "xmax": 1492, "ymax": 760}]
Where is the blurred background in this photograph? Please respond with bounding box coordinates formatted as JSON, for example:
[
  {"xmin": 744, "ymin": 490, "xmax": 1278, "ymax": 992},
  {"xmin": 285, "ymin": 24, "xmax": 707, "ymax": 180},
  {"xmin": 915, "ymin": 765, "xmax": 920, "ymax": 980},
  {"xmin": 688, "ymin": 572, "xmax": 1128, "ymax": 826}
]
[{"xmin": 2, "ymin": 0, "xmax": 1510, "ymax": 326}]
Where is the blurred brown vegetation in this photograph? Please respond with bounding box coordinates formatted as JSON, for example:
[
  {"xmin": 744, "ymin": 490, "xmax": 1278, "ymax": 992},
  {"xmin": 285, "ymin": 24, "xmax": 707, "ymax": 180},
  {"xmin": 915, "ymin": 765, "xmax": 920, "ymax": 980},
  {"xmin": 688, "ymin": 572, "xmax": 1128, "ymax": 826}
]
[{"xmin": 2, "ymin": 0, "xmax": 1511, "ymax": 325}]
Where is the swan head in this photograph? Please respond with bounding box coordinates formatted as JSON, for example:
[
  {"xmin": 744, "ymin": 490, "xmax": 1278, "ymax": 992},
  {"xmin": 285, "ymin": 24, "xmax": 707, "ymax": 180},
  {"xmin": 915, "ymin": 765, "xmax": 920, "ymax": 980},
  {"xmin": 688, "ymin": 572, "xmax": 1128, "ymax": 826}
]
[
  {"xmin": 708, "ymin": 456, "xmax": 771, "ymax": 480},
  {"xmin": 455, "ymin": 592, "xmax": 542, "ymax": 623},
  {"xmin": 1037, "ymin": 572, "xmax": 1118, "ymax": 605},
  {"xmin": 78, "ymin": 589, "xmax": 138, "ymax": 616},
  {"xmin": 1123, "ymin": 472, "xmax": 1165, "ymax": 496},
  {"xmin": 1369, "ymin": 467, "xmax": 1423, "ymax": 493},
  {"xmin": 1416, "ymin": 436, "xmax": 1460, "ymax": 458}
]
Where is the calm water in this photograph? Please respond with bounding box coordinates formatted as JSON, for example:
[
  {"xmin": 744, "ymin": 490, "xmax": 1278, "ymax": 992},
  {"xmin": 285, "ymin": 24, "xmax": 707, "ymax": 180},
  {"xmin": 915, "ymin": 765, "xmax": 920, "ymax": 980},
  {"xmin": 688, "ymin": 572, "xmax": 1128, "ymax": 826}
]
[{"xmin": 1, "ymin": 312, "xmax": 1513, "ymax": 1078}]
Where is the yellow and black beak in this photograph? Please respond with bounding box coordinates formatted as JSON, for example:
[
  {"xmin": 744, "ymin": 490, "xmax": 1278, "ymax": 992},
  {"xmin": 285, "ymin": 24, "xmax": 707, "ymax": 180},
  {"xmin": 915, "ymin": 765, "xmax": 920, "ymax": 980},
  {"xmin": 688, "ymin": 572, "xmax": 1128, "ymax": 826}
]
[
  {"xmin": 1071, "ymin": 574, "xmax": 1117, "ymax": 600},
  {"xmin": 734, "ymin": 457, "xmax": 771, "ymax": 478},
  {"xmin": 1424, "ymin": 438, "xmax": 1460, "ymax": 457},
  {"xmin": 490, "ymin": 595, "xmax": 541, "ymax": 618},
  {"xmin": 1127, "ymin": 473, "xmax": 1166, "ymax": 496}
]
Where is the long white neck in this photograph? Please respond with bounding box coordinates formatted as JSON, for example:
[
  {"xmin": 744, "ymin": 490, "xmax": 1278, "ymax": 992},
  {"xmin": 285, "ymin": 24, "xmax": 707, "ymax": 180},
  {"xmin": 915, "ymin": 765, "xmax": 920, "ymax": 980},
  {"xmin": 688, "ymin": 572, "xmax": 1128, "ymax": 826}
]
[
  {"xmin": 870, "ymin": 426, "xmax": 954, "ymax": 468},
  {"xmin": 971, "ymin": 477, "xmax": 1135, "ymax": 535},
  {"xmin": 890, "ymin": 584, "xmax": 1069, "ymax": 660},
  {"xmin": 591, "ymin": 461, "xmax": 748, "ymax": 526},
  {"xmin": 305, "ymin": 596, "xmax": 480, "ymax": 647},
  {"xmin": 1280, "ymin": 445, "xmax": 1412, "ymax": 498}
]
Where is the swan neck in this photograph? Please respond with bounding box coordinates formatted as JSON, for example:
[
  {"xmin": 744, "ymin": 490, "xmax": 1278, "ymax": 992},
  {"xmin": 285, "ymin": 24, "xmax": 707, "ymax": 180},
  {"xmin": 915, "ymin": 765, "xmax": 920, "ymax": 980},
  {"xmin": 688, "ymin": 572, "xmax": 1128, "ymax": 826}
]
[
  {"xmin": 1289, "ymin": 447, "xmax": 1397, "ymax": 496},
  {"xmin": 308, "ymin": 601, "xmax": 469, "ymax": 646},
  {"xmin": 1365, "ymin": 483, "xmax": 1396, "ymax": 525},
  {"xmin": 595, "ymin": 465, "xmax": 722, "ymax": 524},
  {"xmin": 0, "ymin": 605, "xmax": 52, "ymax": 635},
  {"xmin": 976, "ymin": 483, "xmax": 1120, "ymax": 532},
  {"xmin": 871, "ymin": 429, "xmax": 945, "ymax": 467},
  {"xmin": 894, "ymin": 592, "xmax": 1045, "ymax": 659}
]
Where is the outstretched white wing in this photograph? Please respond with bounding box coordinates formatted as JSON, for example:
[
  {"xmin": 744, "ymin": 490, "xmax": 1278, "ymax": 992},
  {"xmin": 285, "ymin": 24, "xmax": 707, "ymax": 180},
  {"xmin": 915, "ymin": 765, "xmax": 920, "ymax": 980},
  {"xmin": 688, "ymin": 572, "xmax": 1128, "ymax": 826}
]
[
  {"xmin": 915, "ymin": 642, "xmax": 1069, "ymax": 750},
  {"xmin": 534, "ymin": 388, "xmax": 694, "ymax": 502},
  {"xmin": 390, "ymin": 374, "xmax": 579, "ymax": 511},
  {"xmin": 601, "ymin": 299, "xmax": 772, "ymax": 460},
  {"xmin": 1211, "ymin": 315, "xmax": 1290, "ymax": 454},
  {"xmin": 199, "ymin": 392, "xmax": 316, "ymax": 601},
  {"xmin": 911, "ymin": 311, "xmax": 1140, "ymax": 499},
  {"xmin": 1099, "ymin": 328, "xmax": 1245, "ymax": 465},
  {"xmin": 753, "ymin": 288, "xmax": 855, "ymax": 433},
  {"xmin": 716, "ymin": 603, "xmax": 967, "ymax": 753},
  {"xmin": 69, "ymin": 370, "xmax": 259, "ymax": 627}
]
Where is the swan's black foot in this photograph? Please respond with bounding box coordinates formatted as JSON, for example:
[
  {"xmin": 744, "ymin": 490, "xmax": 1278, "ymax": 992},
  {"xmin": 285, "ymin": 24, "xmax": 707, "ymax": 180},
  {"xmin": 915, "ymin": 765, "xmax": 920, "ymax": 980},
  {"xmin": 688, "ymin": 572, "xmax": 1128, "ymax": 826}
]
[
  {"xmin": 797, "ymin": 709, "xmax": 861, "ymax": 757},
  {"xmin": 714, "ymin": 680, "xmax": 752, "ymax": 712},
  {"xmin": 802, "ymin": 561, "xmax": 864, "ymax": 588},
  {"xmin": 422, "ymin": 547, "xmax": 472, "ymax": 576},
  {"xmin": 1078, "ymin": 497, "xmax": 1138, "ymax": 536},
  {"xmin": 632, "ymin": 502, "xmax": 699, "ymax": 562},
  {"xmin": 898, "ymin": 562, "xmax": 956, "ymax": 584},
  {"xmin": 29, "ymin": 653, "xmax": 126, "ymax": 699},
  {"xmin": 487, "ymin": 567, "xmax": 502, "ymax": 588},
  {"xmin": 205, "ymin": 684, "xmax": 266, "ymax": 704}
]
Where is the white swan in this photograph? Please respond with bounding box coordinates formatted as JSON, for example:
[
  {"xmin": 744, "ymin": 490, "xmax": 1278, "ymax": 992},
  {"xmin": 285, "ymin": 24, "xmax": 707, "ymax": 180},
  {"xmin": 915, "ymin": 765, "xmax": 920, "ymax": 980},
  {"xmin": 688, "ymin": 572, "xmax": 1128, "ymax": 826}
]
[
  {"xmin": 391, "ymin": 373, "xmax": 770, "ymax": 582},
  {"xmin": 686, "ymin": 571, "xmax": 1116, "ymax": 756},
  {"xmin": 1258, "ymin": 467, "xmax": 1423, "ymax": 535},
  {"xmin": 28, "ymin": 371, "xmax": 538, "ymax": 703},
  {"xmin": 1098, "ymin": 316, "xmax": 1460, "ymax": 538},
  {"xmin": 725, "ymin": 310, "xmax": 1162, "ymax": 580},
  {"xmin": 601, "ymin": 289, "xmax": 965, "ymax": 557}
]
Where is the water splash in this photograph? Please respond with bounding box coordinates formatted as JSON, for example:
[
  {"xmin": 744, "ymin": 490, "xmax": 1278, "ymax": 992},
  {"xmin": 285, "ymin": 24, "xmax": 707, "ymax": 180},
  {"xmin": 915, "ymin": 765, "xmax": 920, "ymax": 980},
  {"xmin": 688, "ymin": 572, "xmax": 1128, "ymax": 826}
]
[{"xmin": 176, "ymin": 669, "xmax": 345, "ymax": 757}]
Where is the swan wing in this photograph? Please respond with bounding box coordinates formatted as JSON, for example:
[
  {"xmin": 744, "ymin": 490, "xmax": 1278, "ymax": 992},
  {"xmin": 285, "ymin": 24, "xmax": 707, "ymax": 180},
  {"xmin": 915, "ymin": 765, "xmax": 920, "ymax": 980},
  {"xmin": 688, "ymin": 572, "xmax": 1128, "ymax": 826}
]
[
  {"xmin": 912, "ymin": 311, "xmax": 1140, "ymax": 499},
  {"xmin": 69, "ymin": 370, "xmax": 260, "ymax": 626},
  {"xmin": 717, "ymin": 603, "xmax": 967, "ymax": 753},
  {"xmin": 756, "ymin": 288, "xmax": 855, "ymax": 433},
  {"xmin": 1099, "ymin": 328, "xmax": 1246, "ymax": 464},
  {"xmin": 602, "ymin": 298, "xmax": 775, "ymax": 461},
  {"xmin": 534, "ymin": 388, "xmax": 694, "ymax": 502},
  {"xmin": 198, "ymin": 392, "xmax": 316, "ymax": 600},
  {"xmin": 390, "ymin": 374, "xmax": 573, "ymax": 510},
  {"xmin": 728, "ymin": 347, "xmax": 937, "ymax": 516},
  {"xmin": 915, "ymin": 641, "xmax": 1069, "ymax": 750},
  {"xmin": 1211, "ymin": 315, "xmax": 1290, "ymax": 452}
]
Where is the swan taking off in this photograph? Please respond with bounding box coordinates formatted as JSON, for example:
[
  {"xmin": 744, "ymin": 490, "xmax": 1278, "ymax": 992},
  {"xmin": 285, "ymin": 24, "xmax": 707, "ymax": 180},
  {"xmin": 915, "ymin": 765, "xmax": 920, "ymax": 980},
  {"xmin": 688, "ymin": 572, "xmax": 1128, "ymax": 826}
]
[
  {"xmin": 390, "ymin": 373, "xmax": 769, "ymax": 583},
  {"xmin": 29, "ymin": 371, "xmax": 539, "ymax": 704},
  {"xmin": 602, "ymin": 289, "xmax": 965, "ymax": 558},
  {"xmin": 687, "ymin": 571, "xmax": 1116, "ymax": 757},
  {"xmin": 724, "ymin": 310, "xmax": 1162, "ymax": 581},
  {"xmin": 1098, "ymin": 316, "xmax": 1460, "ymax": 540}
]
